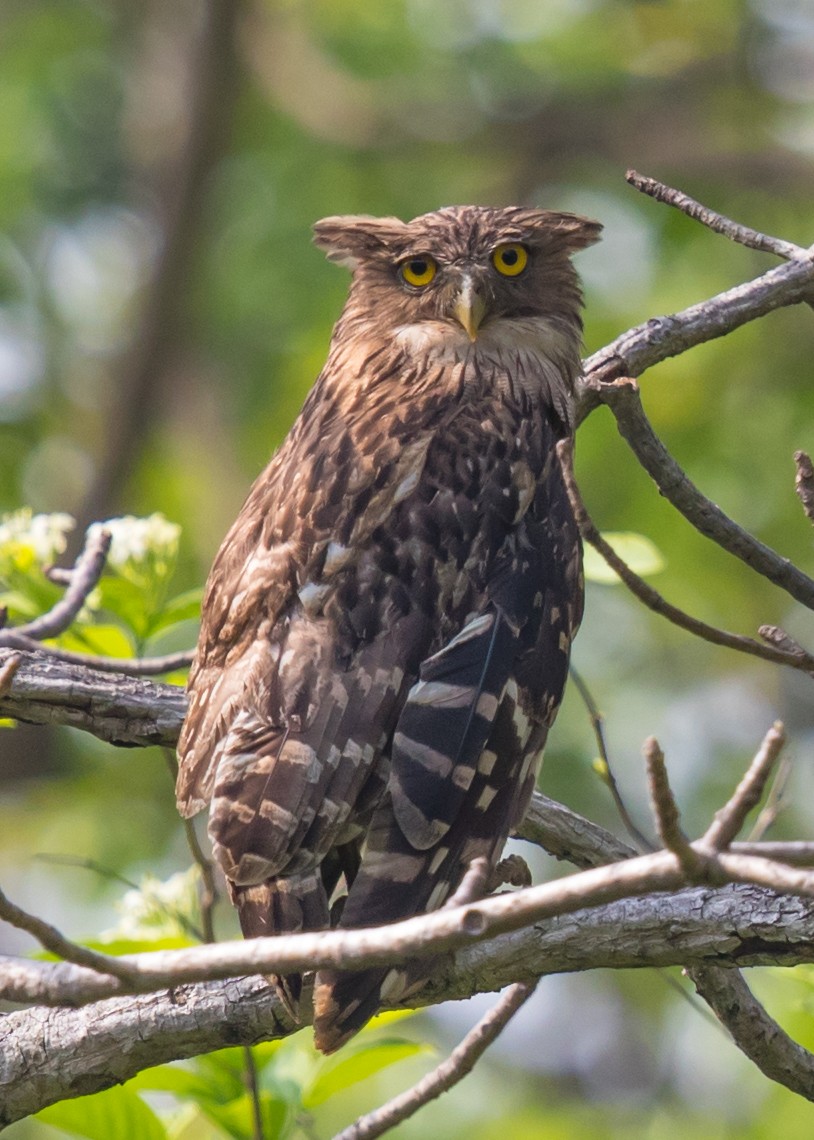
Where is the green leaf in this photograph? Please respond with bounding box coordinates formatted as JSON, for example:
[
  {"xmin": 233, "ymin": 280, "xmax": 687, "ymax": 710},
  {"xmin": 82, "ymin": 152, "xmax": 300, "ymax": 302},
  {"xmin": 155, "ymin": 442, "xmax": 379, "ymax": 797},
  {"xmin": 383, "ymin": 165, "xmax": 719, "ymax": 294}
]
[
  {"xmin": 143, "ymin": 587, "xmax": 202, "ymax": 638},
  {"xmin": 302, "ymin": 1038, "xmax": 431, "ymax": 1108},
  {"xmin": 583, "ymin": 531, "xmax": 666, "ymax": 584},
  {"xmin": 36, "ymin": 1084, "xmax": 168, "ymax": 1140},
  {"xmin": 57, "ymin": 623, "xmax": 136, "ymax": 658},
  {"xmin": 200, "ymin": 1092, "xmax": 293, "ymax": 1140}
]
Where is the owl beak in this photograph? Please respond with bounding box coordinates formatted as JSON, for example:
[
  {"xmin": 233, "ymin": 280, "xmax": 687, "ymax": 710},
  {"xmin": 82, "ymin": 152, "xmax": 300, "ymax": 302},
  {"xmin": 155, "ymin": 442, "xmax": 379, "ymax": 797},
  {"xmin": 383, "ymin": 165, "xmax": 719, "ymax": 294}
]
[{"xmin": 452, "ymin": 279, "xmax": 487, "ymax": 341}]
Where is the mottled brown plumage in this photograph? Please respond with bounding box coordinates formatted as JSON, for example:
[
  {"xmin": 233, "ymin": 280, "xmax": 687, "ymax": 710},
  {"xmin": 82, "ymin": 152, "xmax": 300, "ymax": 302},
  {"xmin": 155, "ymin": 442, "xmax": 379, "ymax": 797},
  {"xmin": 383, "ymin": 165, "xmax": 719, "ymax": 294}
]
[{"xmin": 176, "ymin": 205, "xmax": 601, "ymax": 1052}]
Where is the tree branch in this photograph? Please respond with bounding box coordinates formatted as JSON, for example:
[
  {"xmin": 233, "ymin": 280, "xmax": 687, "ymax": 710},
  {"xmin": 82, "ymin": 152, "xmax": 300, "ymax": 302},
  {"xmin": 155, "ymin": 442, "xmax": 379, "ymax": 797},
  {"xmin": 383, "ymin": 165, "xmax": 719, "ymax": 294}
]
[
  {"xmin": 331, "ymin": 982, "xmax": 537, "ymax": 1140},
  {"xmin": 2, "ymin": 878, "xmax": 814, "ymax": 1126},
  {"xmin": 556, "ymin": 441, "xmax": 814, "ymax": 671},
  {"xmin": 593, "ymin": 379, "xmax": 814, "ymax": 613},
  {"xmin": 625, "ymin": 170, "xmax": 811, "ymax": 261},
  {"xmin": 577, "ymin": 245, "xmax": 814, "ymax": 420}
]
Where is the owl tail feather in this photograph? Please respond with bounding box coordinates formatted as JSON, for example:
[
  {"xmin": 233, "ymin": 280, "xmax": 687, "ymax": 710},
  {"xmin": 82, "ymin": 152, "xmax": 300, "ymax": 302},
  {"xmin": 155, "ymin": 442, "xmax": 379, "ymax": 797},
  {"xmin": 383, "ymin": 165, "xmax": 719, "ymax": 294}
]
[
  {"xmin": 313, "ymin": 964, "xmax": 430, "ymax": 1054},
  {"xmin": 232, "ymin": 874, "xmax": 329, "ymax": 1022}
]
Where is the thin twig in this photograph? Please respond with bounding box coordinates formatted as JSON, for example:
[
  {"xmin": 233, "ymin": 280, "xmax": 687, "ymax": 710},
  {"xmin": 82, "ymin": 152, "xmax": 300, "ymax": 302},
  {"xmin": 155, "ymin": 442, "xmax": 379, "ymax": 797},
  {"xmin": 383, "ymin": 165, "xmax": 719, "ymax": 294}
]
[
  {"xmin": 569, "ymin": 665, "xmax": 653, "ymax": 851},
  {"xmin": 747, "ymin": 749, "xmax": 793, "ymax": 843},
  {"xmin": 0, "ymin": 529, "xmax": 111, "ymax": 646},
  {"xmin": 0, "ymin": 885, "xmax": 137, "ymax": 983},
  {"xmin": 0, "ymin": 633, "xmax": 193, "ymax": 675},
  {"xmin": 702, "ymin": 723, "xmax": 786, "ymax": 852},
  {"xmin": 243, "ymin": 1045, "xmax": 265, "ymax": 1140},
  {"xmin": 643, "ymin": 737, "xmax": 699, "ymax": 876},
  {"xmin": 0, "ymin": 652, "xmax": 21, "ymax": 696},
  {"xmin": 331, "ymin": 982, "xmax": 537, "ymax": 1140},
  {"xmin": 556, "ymin": 438, "xmax": 814, "ymax": 673},
  {"xmin": 626, "ymin": 170, "xmax": 809, "ymax": 261},
  {"xmin": 794, "ymin": 451, "xmax": 814, "ymax": 525},
  {"xmin": 597, "ymin": 379, "xmax": 814, "ymax": 615},
  {"xmin": 165, "ymin": 748, "xmax": 219, "ymax": 944}
]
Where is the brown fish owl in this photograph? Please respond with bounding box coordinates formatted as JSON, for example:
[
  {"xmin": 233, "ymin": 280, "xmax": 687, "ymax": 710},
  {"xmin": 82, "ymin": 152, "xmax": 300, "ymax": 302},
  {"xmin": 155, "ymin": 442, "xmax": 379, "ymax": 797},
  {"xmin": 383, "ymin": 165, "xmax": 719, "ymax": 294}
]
[{"xmin": 177, "ymin": 205, "xmax": 601, "ymax": 1052}]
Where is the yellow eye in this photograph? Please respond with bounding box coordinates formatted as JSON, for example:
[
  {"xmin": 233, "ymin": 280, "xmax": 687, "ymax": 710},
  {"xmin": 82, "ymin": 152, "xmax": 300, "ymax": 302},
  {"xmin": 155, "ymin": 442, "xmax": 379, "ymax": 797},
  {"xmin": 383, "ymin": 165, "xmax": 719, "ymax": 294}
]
[
  {"xmin": 399, "ymin": 255, "xmax": 437, "ymax": 288},
  {"xmin": 491, "ymin": 243, "xmax": 528, "ymax": 277}
]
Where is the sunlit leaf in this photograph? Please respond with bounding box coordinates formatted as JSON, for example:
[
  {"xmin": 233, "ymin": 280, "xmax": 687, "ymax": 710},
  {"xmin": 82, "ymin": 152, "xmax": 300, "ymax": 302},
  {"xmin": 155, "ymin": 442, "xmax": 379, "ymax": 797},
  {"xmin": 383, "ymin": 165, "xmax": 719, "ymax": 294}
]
[
  {"xmin": 302, "ymin": 1038, "xmax": 431, "ymax": 1108},
  {"xmin": 36, "ymin": 1084, "xmax": 168, "ymax": 1140},
  {"xmin": 583, "ymin": 531, "xmax": 666, "ymax": 584}
]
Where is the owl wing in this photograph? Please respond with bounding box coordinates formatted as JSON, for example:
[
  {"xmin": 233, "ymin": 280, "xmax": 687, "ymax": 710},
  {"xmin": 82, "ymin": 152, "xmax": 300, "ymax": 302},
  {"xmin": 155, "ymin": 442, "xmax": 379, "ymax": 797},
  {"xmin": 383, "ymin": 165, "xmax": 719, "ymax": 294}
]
[
  {"xmin": 313, "ymin": 415, "xmax": 582, "ymax": 1052},
  {"xmin": 176, "ymin": 377, "xmax": 447, "ymax": 950}
]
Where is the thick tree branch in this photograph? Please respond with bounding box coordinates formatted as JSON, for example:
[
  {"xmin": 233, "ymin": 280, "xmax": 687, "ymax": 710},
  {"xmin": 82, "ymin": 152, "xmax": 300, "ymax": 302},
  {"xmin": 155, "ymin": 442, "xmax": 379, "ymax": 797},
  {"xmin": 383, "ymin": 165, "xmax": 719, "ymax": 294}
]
[
  {"xmin": 2, "ymin": 879, "xmax": 814, "ymax": 1126},
  {"xmin": 0, "ymin": 648, "xmax": 186, "ymax": 746}
]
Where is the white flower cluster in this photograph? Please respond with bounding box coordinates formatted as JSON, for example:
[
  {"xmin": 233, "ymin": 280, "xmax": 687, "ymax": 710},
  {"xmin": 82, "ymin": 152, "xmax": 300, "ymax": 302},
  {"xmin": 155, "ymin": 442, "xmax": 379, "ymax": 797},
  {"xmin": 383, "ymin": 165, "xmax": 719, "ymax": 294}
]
[
  {"xmin": 103, "ymin": 866, "xmax": 201, "ymax": 942},
  {"xmin": 87, "ymin": 513, "xmax": 180, "ymax": 569},
  {"xmin": 0, "ymin": 509, "xmax": 75, "ymax": 563}
]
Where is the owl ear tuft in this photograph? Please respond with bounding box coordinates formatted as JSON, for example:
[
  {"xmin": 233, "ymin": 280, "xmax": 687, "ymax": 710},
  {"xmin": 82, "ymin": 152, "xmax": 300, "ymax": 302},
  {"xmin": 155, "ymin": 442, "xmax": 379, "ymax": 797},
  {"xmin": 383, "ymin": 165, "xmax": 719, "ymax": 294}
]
[
  {"xmin": 313, "ymin": 215, "xmax": 410, "ymax": 269},
  {"xmin": 535, "ymin": 212, "xmax": 603, "ymax": 255}
]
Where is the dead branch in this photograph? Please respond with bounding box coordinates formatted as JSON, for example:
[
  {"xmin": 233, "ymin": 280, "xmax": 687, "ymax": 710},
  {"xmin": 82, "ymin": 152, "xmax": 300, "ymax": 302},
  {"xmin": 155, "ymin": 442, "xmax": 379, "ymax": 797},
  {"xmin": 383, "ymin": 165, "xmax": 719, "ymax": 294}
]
[
  {"xmin": 594, "ymin": 379, "xmax": 814, "ymax": 614},
  {"xmin": 687, "ymin": 968, "xmax": 814, "ymax": 1101},
  {"xmin": 625, "ymin": 170, "xmax": 811, "ymax": 261},
  {"xmin": 578, "ymin": 215, "xmax": 814, "ymax": 421},
  {"xmin": 0, "ymin": 528, "xmax": 110, "ymax": 646},
  {"xmin": 557, "ymin": 440, "xmax": 814, "ymax": 671},
  {"xmin": 331, "ymin": 982, "xmax": 537, "ymax": 1140}
]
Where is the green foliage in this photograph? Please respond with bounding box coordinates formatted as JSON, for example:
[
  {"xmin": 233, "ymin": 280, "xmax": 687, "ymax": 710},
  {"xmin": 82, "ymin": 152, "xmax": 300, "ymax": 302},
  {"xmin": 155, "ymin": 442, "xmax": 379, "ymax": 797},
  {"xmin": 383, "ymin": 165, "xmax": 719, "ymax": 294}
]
[{"xmin": 0, "ymin": 509, "xmax": 201, "ymax": 660}]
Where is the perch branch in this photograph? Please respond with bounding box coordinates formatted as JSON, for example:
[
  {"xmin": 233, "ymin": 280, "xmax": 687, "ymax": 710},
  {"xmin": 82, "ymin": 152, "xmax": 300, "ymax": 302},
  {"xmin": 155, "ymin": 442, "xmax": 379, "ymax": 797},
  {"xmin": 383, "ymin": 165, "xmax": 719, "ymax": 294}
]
[{"xmin": 578, "ymin": 238, "xmax": 814, "ymax": 419}]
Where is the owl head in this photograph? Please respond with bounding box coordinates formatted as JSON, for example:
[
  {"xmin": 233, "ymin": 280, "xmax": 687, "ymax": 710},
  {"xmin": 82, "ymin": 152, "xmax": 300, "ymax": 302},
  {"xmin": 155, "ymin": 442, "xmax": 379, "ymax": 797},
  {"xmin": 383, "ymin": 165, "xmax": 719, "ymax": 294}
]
[{"xmin": 313, "ymin": 205, "xmax": 601, "ymax": 349}]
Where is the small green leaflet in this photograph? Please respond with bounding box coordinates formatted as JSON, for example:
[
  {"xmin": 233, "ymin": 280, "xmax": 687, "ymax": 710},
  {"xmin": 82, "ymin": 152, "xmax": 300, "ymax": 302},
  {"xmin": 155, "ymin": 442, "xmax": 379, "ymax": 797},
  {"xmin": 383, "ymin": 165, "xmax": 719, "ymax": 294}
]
[{"xmin": 583, "ymin": 531, "xmax": 665, "ymax": 584}]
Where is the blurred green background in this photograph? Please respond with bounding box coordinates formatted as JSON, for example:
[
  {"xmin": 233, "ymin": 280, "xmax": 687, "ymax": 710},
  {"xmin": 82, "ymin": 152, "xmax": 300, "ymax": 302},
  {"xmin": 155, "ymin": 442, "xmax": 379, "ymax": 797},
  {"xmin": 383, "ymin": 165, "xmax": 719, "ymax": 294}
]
[{"xmin": 2, "ymin": 0, "xmax": 814, "ymax": 1136}]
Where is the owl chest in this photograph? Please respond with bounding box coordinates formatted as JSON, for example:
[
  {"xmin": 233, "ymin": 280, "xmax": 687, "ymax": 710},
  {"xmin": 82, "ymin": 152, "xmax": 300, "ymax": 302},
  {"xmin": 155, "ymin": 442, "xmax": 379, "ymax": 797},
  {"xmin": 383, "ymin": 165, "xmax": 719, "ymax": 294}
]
[{"xmin": 310, "ymin": 405, "xmax": 559, "ymax": 651}]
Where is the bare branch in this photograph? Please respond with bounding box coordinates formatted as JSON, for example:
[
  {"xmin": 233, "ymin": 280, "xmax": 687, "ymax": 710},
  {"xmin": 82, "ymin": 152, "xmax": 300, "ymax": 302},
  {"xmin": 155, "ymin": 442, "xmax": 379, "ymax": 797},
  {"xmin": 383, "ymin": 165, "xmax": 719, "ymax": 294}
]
[
  {"xmin": 688, "ymin": 968, "xmax": 814, "ymax": 1101},
  {"xmin": 0, "ymin": 885, "xmax": 137, "ymax": 983},
  {"xmin": 643, "ymin": 737, "xmax": 699, "ymax": 875},
  {"xmin": 794, "ymin": 451, "xmax": 814, "ymax": 525},
  {"xmin": 332, "ymin": 982, "xmax": 537, "ymax": 1140},
  {"xmin": 702, "ymin": 723, "xmax": 786, "ymax": 852},
  {"xmin": 517, "ymin": 792, "xmax": 635, "ymax": 867},
  {"xmin": 596, "ymin": 379, "xmax": 814, "ymax": 614},
  {"xmin": 625, "ymin": 170, "xmax": 809, "ymax": 261},
  {"xmin": 3, "ymin": 879, "xmax": 814, "ymax": 1124},
  {"xmin": 0, "ymin": 634, "xmax": 193, "ymax": 675},
  {"xmin": 0, "ymin": 649, "xmax": 186, "ymax": 747},
  {"xmin": 556, "ymin": 440, "xmax": 814, "ymax": 671},
  {"xmin": 0, "ymin": 529, "xmax": 110, "ymax": 646},
  {"xmin": 578, "ymin": 243, "xmax": 814, "ymax": 420},
  {"xmin": 569, "ymin": 665, "xmax": 653, "ymax": 851}
]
